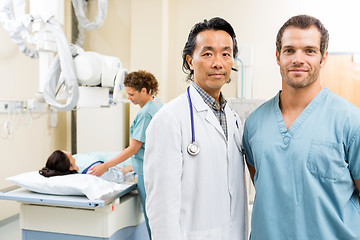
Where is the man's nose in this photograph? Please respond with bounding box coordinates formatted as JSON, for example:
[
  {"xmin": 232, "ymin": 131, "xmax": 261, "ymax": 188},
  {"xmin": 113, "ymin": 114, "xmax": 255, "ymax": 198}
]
[
  {"xmin": 292, "ymin": 50, "xmax": 305, "ymax": 64},
  {"xmin": 212, "ymin": 55, "xmax": 224, "ymax": 68}
]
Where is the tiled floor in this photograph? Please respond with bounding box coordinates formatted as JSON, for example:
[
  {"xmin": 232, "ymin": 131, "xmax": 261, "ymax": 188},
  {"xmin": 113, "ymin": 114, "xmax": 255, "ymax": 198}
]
[{"xmin": 0, "ymin": 215, "xmax": 21, "ymax": 240}]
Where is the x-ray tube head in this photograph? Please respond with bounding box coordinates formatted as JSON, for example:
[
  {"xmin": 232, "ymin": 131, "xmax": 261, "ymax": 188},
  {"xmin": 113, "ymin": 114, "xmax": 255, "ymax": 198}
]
[
  {"xmin": 73, "ymin": 51, "xmax": 123, "ymax": 88},
  {"xmin": 74, "ymin": 52, "xmax": 102, "ymax": 86}
]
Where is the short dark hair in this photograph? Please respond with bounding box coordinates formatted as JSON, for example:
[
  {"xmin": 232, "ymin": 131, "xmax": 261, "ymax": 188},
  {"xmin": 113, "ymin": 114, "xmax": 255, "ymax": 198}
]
[
  {"xmin": 39, "ymin": 150, "xmax": 77, "ymax": 177},
  {"xmin": 276, "ymin": 14, "xmax": 329, "ymax": 56},
  {"xmin": 124, "ymin": 70, "xmax": 159, "ymax": 96},
  {"xmin": 182, "ymin": 17, "xmax": 238, "ymax": 81}
]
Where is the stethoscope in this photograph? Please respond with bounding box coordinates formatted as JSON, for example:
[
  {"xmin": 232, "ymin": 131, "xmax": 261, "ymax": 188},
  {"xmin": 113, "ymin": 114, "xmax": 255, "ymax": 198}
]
[
  {"xmin": 187, "ymin": 86, "xmax": 200, "ymax": 156},
  {"xmin": 186, "ymin": 86, "xmax": 241, "ymax": 156}
]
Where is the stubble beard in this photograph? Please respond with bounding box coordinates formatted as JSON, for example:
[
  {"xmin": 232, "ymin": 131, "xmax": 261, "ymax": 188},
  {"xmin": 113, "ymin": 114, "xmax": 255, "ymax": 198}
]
[{"xmin": 282, "ymin": 68, "xmax": 320, "ymax": 89}]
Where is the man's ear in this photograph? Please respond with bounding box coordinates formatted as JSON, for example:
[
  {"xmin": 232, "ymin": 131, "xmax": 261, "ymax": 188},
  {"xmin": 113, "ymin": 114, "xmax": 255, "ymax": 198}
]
[
  {"xmin": 320, "ymin": 51, "xmax": 328, "ymax": 67},
  {"xmin": 186, "ymin": 55, "xmax": 194, "ymax": 70},
  {"xmin": 276, "ymin": 50, "xmax": 280, "ymax": 66}
]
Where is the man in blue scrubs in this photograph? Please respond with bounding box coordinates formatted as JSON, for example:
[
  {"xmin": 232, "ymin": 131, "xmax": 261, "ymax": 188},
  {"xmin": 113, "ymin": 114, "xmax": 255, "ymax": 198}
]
[{"xmin": 243, "ymin": 14, "xmax": 360, "ymax": 240}]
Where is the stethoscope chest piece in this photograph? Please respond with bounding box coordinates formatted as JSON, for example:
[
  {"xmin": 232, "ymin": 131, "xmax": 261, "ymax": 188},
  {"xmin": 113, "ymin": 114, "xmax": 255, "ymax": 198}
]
[{"xmin": 187, "ymin": 142, "xmax": 200, "ymax": 156}]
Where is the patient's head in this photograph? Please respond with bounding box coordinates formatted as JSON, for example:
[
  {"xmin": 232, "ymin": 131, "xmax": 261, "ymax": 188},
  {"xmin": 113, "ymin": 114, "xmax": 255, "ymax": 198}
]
[{"xmin": 39, "ymin": 150, "xmax": 79, "ymax": 177}]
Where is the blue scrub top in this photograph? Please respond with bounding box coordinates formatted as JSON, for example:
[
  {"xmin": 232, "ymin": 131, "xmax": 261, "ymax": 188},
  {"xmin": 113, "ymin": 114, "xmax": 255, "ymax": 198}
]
[
  {"xmin": 243, "ymin": 88, "xmax": 360, "ymax": 240},
  {"xmin": 130, "ymin": 97, "xmax": 162, "ymax": 175}
]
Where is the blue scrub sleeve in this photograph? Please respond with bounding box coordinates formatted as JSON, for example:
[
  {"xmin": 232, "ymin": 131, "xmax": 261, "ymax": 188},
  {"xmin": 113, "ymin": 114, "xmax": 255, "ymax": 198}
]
[
  {"xmin": 132, "ymin": 114, "xmax": 152, "ymax": 143},
  {"xmin": 347, "ymin": 128, "xmax": 360, "ymax": 180},
  {"xmin": 242, "ymin": 124, "xmax": 254, "ymax": 167}
]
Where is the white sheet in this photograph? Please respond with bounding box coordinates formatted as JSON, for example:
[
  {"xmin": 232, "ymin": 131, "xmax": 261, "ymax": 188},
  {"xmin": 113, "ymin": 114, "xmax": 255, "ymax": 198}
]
[{"xmin": 7, "ymin": 171, "xmax": 131, "ymax": 200}]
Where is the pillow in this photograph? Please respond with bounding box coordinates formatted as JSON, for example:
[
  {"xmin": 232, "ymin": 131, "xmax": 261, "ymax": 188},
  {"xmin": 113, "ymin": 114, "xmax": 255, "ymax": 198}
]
[{"xmin": 7, "ymin": 171, "xmax": 131, "ymax": 200}]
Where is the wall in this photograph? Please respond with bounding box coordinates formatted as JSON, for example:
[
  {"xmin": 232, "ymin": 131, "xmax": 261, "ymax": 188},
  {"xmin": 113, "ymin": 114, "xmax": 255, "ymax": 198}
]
[
  {"xmin": 83, "ymin": 0, "xmax": 131, "ymax": 65},
  {"xmin": 237, "ymin": 0, "xmax": 360, "ymax": 100},
  {"xmin": 86, "ymin": 0, "xmax": 360, "ymax": 215},
  {"xmin": 0, "ymin": 0, "xmax": 71, "ymax": 220},
  {"xmin": 321, "ymin": 54, "xmax": 360, "ymax": 107},
  {"xmin": 125, "ymin": 0, "xmax": 360, "ymax": 103},
  {"xmin": 84, "ymin": 0, "xmax": 360, "ymax": 110},
  {"xmin": 1, "ymin": 0, "xmax": 360, "ymax": 222},
  {"xmin": 83, "ymin": 0, "xmax": 132, "ymax": 131},
  {"xmin": 0, "ymin": 0, "xmax": 132, "ymax": 222}
]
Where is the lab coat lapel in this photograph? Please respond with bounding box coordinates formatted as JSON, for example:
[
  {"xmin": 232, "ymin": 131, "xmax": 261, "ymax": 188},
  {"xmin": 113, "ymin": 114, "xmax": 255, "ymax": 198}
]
[
  {"xmin": 225, "ymin": 105, "xmax": 238, "ymax": 137},
  {"xmin": 225, "ymin": 105, "xmax": 244, "ymax": 154},
  {"xmin": 189, "ymin": 85, "xmax": 227, "ymax": 140}
]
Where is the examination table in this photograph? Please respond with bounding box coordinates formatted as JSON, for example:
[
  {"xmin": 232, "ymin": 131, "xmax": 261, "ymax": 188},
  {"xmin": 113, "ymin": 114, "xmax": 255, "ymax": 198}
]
[{"xmin": 0, "ymin": 180, "xmax": 149, "ymax": 240}]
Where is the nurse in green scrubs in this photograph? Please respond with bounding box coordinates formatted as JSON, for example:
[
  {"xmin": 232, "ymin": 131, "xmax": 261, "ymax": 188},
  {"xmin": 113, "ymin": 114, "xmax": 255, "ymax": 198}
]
[{"xmin": 88, "ymin": 70, "xmax": 162, "ymax": 239}]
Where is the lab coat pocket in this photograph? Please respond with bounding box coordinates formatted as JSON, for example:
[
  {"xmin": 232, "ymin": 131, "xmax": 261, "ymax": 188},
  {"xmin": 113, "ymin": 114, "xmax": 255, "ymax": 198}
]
[{"xmin": 306, "ymin": 140, "xmax": 347, "ymax": 181}]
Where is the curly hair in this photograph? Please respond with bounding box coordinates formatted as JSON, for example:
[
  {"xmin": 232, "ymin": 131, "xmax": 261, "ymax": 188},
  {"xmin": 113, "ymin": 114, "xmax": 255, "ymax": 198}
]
[
  {"xmin": 39, "ymin": 150, "xmax": 78, "ymax": 177},
  {"xmin": 276, "ymin": 14, "xmax": 329, "ymax": 57},
  {"xmin": 123, "ymin": 70, "xmax": 159, "ymax": 96}
]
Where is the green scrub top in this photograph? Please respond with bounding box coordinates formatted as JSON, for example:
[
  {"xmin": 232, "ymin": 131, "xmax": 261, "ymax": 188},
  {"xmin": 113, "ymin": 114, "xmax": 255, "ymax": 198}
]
[
  {"xmin": 130, "ymin": 98, "xmax": 162, "ymax": 175},
  {"xmin": 243, "ymin": 88, "xmax": 360, "ymax": 240}
]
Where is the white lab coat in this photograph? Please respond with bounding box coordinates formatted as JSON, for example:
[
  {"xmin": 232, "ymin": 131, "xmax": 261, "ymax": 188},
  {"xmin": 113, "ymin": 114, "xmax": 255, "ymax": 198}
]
[{"xmin": 144, "ymin": 85, "xmax": 248, "ymax": 240}]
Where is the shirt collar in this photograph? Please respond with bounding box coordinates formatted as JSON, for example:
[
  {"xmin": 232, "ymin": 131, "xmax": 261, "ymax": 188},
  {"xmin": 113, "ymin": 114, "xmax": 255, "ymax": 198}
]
[{"xmin": 192, "ymin": 82, "xmax": 227, "ymax": 111}]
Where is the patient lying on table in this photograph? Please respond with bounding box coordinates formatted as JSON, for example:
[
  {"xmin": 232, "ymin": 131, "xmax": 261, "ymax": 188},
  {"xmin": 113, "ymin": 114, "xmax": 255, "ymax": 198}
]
[{"xmin": 39, "ymin": 150, "xmax": 133, "ymax": 183}]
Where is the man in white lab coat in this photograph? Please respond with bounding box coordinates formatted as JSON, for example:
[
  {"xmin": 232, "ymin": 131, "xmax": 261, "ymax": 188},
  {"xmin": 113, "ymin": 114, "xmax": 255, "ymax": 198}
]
[{"xmin": 144, "ymin": 17, "xmax": 248, "ymax": 240}]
